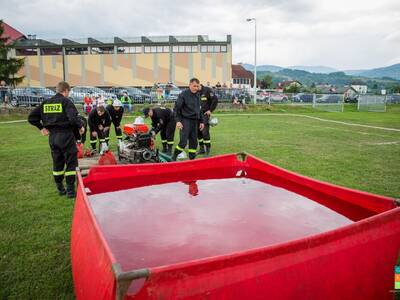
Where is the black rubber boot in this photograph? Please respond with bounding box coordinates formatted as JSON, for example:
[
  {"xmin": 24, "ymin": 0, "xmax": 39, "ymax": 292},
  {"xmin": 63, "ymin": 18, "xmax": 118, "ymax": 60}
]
[
  {"xmin": 66, "ymin": 184, "xmax": 76, "ymax": 199},
  {"xmin": 171, "ymin": 148, "xmax": 181, "ymax": 161},
  {"xmin": 205, "ymin": 144, "xmax": 211, "ymax": 156},
  {"xmin": 162, "ymin": 143, "xmax": 168, "ymax": 153},
  {"xmin": 189, "ymin": 153, "xmax": 196, "ymax": 160},
  {"xmin": 56, "ymin": 182, "xmax": 66, "ymax": 196},
  {"xmin": 166, "ymin": 144, "xmax": 173, "ymax": 156},
  {"xmin": 197, "ymin": 144, "xmax": 206, "ymax": 155}
]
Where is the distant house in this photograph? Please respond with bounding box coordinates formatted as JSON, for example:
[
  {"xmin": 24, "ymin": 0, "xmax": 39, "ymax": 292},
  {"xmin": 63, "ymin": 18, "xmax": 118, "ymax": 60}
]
[
  {"xmin": 276, "ymin": 80, "xmax": 302, "ymax": 92},
  {"xmin": 343, "ymin": 87, "xmax": 358, "ymax": 99},
  {"xmin": 351, "ymin": 85, "xmax": 368, "ymax": 94},
  {"xmin": 316, "ymin": 84, "xmax": 337, "ymax": 93},
  {"xmin": 232, "ymin": 64, "xmax": 254, "ymax": 88},
  {"xmin": 0, "ymin": 21, "xmax": 26, "ymax": 44}
]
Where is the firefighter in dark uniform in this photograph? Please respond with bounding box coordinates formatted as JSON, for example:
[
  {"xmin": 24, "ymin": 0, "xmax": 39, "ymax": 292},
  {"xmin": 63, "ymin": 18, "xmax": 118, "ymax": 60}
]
[
  {"xmin": 88, "ymin": 100, "xmax": 111, "ymax": 153},
  {"xmin": 142, "ymin": 106, "xmax": 176, "ymax": 155},
  {"xmin": 197, "ymin": 84, "xmax": 218, "ymax": 155},
  {"xmin": 28, "ymin": 81, "xmax": 84, "ymax": 198},
  {"xmin": 105, "ymin": 99, "xmax": 124, "ymax": 144},
  {"xmin": 74, "ymin": 115, "xmax": 87, "ymax": 145},
  {"xmin": 172, "ymin": 78, "xmax": 204, "ymax": 161}
]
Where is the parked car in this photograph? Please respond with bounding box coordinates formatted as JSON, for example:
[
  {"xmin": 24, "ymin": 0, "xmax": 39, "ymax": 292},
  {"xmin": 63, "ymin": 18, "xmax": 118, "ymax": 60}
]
[
  {"xmin": 256, "ymin": 90, "xmax": 270, "ymax": 102},
  {"xmin": 386, "ymin": 94, "xmax": 400, "ymax": 104},
  {"xmin": 151, "ymin": 83, "xmax": 181, "ymax": 101},
  {"xmin": 344, "ymin": 94, "xmax": 359, "ymax": 103},
  {"xmin": 105, "ymin": 87, "xmax": 151, "ymax": 103},
  {"xmin": 11, "ymin": 87, "xmax": 55, "ymax": 107},
  {"xmin": 269, "ymin": 92, "xmax": 288, "ymax": 102},
  {"xmin": 293, "ymin": 93, "xmax": 314, "ymax": 103},
  {"xmin": 69, "ymin": 86, "xmax": 116, "ymax": 103},
  {"xmin": 256, "ymin": 90, "xmax": 288, "ymax": 102},
  {"xmin": 318, "ymin": 94, "xmax": 342, "ymax": 103}
]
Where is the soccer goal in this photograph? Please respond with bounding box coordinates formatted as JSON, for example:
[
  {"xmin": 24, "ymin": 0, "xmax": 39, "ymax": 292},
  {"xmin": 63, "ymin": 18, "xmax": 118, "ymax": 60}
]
[
  {"xmin": 313, "ymin": 94, "xmax": 344, "ymax": 112},
  {"xmin": 357, "ymin": 95, "xmax": 386, "ymax": 112}
]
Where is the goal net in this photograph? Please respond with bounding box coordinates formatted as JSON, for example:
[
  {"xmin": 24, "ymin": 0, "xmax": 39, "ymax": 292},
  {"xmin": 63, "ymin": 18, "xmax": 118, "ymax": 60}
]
[
  {"xmin": 313, "ymin": 94, "xmax": 344, "ymax": 112},
  {"xmin": 357, "ymin": 95, "xmax": 386, "ymax": 112}
]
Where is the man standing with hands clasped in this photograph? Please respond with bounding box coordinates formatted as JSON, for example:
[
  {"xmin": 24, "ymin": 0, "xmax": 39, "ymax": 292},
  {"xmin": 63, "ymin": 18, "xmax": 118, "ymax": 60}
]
[
  {"xmin": 172, "ymin": 78, "xmax": 204, "ymax": 161},
  {"xmin": 197, "ymin": 84, "xmax": 218, "ymax": 156}
]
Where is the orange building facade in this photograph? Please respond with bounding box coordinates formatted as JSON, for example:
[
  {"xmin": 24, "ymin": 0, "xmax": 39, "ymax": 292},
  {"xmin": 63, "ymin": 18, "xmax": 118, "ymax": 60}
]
[{"xmin": 11, "ymin": 35, "xmax": 232, "ymax": 88}]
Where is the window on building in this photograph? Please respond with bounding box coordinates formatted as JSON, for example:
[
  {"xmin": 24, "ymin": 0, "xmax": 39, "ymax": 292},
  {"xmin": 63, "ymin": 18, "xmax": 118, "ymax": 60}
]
[
  {"xmin": 40, "ymin": 48, "xmax": 62, "ymax": 55},
  {"xmin": 90, "ymin": 47, "xmax": 113, "ymax": 54},
  {"xmin": 117, "ymin": 46, "xmax": 141, "ymax": 54},
  {"xmin": 102, "ymin": 47, "xmax": 114, "ymax": 54},
  {"xmin": 172, "ymin": 45, "xmax": 179, "ymax": 52},
  {"xmin": 144, "ymin": 46, "xmax": 151, "ymax": 53},
  {"xmin": 66, "ymin": 47, "xmax": 89, "ymax": 55},
  {"xmin": 192, "ymin": 45, "xmax": 198, "ymax": 52},
  {"xmin": 151, "ymin": 46, "xmax": 157, "ymax": 53},
  {"xmin": 163, "ymin": 46, "xmax": 170, "ymax": 52},
  {"xmin": 16, "ymin": 48, "xmax": 38, "ymax": 56},
  {"xmin": 200, "ymin": 45, "xmax": 207, "ymax": 52},
  {"xmin": 178, "ymin": 45, "xmax": 185, "ymax": 52},
  {"xmin": 221, "ymin": 45, "xmax": 227, "ymax": 52}
]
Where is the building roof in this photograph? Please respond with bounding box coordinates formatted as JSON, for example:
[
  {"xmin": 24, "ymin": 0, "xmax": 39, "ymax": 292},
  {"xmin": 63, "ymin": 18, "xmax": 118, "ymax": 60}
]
[
  {"xmin": 232, "ymin": 64, "xmax": 253, "ymax": 79},
  {"xmin": 277, "ymin": 80, "xmax": 302, "ymax": 88},
  {"xmin": 13, "ymin": 34, "xmax": 231, "ymax": 48},
  {"xmin": 343, "ymin": 86, "xmax": 358, "ymax": 93},
  {"xmin": 1, "ymin": 21, "xmax": 26, "ymax": 44}
]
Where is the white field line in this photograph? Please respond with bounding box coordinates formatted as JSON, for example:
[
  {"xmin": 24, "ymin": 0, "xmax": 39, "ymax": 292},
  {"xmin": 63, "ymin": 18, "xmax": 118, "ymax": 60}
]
[
  {"xmin": 321, "ymin": 126, "xmax": 391, "ymax": 138},
  {"xmin": 0, "ymin": 119, "xmax": 26, "ymax": 124},
  {"xmin": 366, "ymin": 141, "xmax": 400, "ymax": 145},
  {"xmin": 2, "ymin": 113, "xmax": 400, "ymax": 133},
  {"xmin": 215, "ymin": 113, "xmax": 400, "ymax": 132}
]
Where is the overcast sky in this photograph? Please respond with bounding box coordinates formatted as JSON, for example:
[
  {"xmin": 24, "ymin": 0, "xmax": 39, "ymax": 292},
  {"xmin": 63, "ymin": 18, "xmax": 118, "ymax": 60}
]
[{"xmin": 2, "ymin": 0, "xmax": 399, "ymax": 70}]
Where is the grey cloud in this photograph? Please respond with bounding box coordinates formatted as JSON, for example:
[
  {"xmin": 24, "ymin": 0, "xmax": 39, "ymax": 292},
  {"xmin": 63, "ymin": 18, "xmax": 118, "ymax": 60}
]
[{"xmin": 1, "ymin": 0, "xmax": 399, "ymax": 69}]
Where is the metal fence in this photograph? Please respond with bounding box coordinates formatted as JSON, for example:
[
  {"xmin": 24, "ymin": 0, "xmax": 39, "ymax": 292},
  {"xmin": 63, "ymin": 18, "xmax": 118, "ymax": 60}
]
[
  {"xmin": 2, "ymin": 86, "xmax": 399, "ymax": 110},
  {"xmin": 386, "ymin": 94, "xmax": 400, "ymax": 104}
]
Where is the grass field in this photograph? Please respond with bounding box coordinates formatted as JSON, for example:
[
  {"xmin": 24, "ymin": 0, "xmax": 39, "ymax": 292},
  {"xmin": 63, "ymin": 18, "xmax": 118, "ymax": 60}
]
[{"xmin": 0, "ymin": 104, "xmax": 399, "ymax": 299}]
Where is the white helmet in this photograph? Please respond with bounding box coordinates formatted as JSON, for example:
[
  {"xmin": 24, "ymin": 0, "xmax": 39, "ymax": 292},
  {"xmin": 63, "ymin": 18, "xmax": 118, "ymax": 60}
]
[
  {"xmin": 97, "ymin": 99, "xmax": 105, "ymax": 107},
  {"xmin": 209, "ymin": 117, "xmax": 219, "ymax": 127},
  {"xmin": 113, "ymin": 99, "xmax": 122, "ymax": 107},
  {"xmin": 133, "ymin": 116, "xmax": 145, "ymax": 125}
]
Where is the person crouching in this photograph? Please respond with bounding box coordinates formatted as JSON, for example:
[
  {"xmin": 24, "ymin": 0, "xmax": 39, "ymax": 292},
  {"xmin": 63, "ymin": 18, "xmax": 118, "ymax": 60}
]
[{"xmin": 88, "ymin": 100, "xmax": 111, "ymax": 154}]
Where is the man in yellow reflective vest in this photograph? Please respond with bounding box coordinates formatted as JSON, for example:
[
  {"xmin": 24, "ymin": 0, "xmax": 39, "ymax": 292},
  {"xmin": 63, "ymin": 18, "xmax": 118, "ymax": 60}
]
[{"xmin": 120, "ymin": 91, "xmax": 132, "ymax": 113}]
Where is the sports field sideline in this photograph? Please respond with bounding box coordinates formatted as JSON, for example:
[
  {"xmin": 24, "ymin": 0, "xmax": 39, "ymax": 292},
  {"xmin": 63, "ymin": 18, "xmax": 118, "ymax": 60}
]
[{"xmin": 0, "ymin": 104, "xmax": 399, "ymax": 298}]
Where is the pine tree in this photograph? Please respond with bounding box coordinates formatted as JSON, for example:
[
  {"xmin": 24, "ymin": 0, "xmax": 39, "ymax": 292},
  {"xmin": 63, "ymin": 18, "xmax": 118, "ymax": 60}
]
[{"xmin": 0, "ymin": 20, "xmax": 24, "ymax": 87}]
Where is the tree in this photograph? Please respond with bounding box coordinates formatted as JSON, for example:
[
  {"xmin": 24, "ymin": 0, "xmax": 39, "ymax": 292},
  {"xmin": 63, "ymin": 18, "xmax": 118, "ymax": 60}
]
[
  {"xmin": 390, "ymin": 84, "xmax": 400, "ymax": 94},
  {"xmin": 0, "ymin": 20, "xmax": 24, "ymax": 87},
  {"xmin": 351, "ymin": 79, "xmax": 365, "ymax": 85},
  {"xmin": 259, "ymin": 75, "xmax": 273, "ymax": 89},
  {"xmin": 284, "ymin": 84, "xmax": 301, "ymax": 93}
]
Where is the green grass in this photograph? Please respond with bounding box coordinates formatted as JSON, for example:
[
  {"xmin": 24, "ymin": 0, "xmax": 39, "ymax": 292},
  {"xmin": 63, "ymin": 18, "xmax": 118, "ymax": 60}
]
[{"xmin": 0, "ymin": 104, "xmax": 399, "ymax": 299}]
